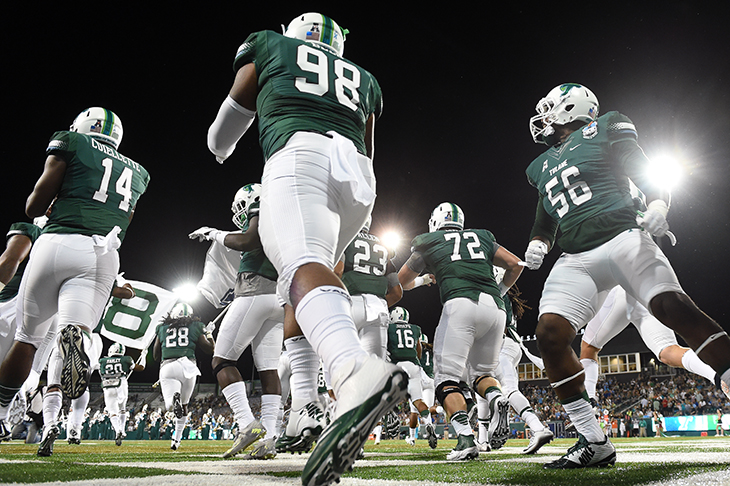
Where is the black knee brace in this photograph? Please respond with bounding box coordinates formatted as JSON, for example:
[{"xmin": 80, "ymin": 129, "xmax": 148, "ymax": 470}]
[
  {"xmin": 435, "ymin": 380, "xmax": 463, "ymax": 405},
  {"xmin": 212, "ymin": 360, "xmax": 238, "ymax": 377}
]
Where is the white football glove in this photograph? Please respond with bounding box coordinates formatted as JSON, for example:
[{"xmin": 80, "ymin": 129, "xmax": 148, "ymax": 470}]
[
  {"xmin": 524, "ymin": 240, "xmax": 549, "ymax": 270},
  {"xmin": 189, "ymin": 226, "xmax": 217, "ymax": 242},
  {"xmin": 204, "ymin": 321, "xmax": 216, "ymax": 335},
  {"xmin": 636, "ymin": 200, "xmax": 669, "ymax": 237}
]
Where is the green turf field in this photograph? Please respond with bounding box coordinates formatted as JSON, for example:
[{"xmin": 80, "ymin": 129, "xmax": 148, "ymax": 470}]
[{"xmin": 0, "ymin": 436, "xmax": 728, "ymax": 485}]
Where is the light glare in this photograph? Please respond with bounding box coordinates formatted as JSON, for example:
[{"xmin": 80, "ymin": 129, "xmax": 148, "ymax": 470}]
[
  {"xmin": 172, "ymin": 283, "xmax": 199, "ymax": 303},
  {"xmin": 646, "ymin": 154, "xmax": 683, "ymax": 191}
]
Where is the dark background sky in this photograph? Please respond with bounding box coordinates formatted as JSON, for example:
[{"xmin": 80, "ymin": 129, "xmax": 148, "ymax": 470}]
[{"xmin": 4, "ymin": 5, "xmax": 730, "ymax": 383}]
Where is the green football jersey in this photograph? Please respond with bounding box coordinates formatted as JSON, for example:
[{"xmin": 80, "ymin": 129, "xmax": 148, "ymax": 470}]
[
  {"xmin": 44, "ymin": 131, "xmax": 150, "ymax": 241},
  {"xmin": 0, "ymin": 222, "xmax": 42, "ymax": 302},
  {"xmin": 233, "ymin": 30, "xmax": 383, "ymax": 159},
  {"xmin": 410, "ymin": 229, "xmax": 504, "ymax": 309},
  {"xmin": 341, "ymin": 231, "xmax": 392, "ymax": 297},
  {"xmin": 525, "ymin": 111, "xmax": 641, "ymax": 254},
  {"xmin": 420, "ymin": 344, "xmax": 434, "ymax": 379},
  {"xmin": 238, "ymin": 204, "xmax": 277, "ymax": 281},
  {"xmin": 99, "ymin": 355, "xmax": 134, "ymax": 388},
  {"xmin": 156, "ymin": 320, "xmax": 205, "ymax": 360},
  {"xmin": 387, "ymin": 322, "xmax": 422, "ymax": 366}
]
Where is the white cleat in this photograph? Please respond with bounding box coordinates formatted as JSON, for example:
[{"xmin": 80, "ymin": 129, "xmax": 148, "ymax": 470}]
[{"xmin": 522, "ymin": 428, "xmax": 554, "ymax": 454}]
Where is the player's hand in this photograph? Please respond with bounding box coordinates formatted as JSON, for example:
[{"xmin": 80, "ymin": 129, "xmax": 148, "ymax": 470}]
[
  {"xmin": 524, "ymin": 240, "xmax": 549, "ymax": 270},
  {"xmin": 204, "ymin": 322, "xmax": 216, "ymax": 335},
  {"xmin": 636, "ymin": 200, "xmax": 669, "ymax": 237},
  {"xmin": 188, "ymin": 226, "xmax": 219, "ymax": 242}
]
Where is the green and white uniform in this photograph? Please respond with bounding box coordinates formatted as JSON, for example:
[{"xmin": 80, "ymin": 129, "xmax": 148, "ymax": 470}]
[
  {"xmin": 387, "ymin": 322, "xmax": 424, "ymax": 403},
  {"xmin": 16, "ymin": 131, "xmax": 149, "ymax": 348},
  {"xmin": 526, "ymin": 112, "xmax": 683, "ymax": 329},
  {"xmin": 419, "ymin": 342, "xmax": 436, "ymax": 408},
  {"xmin": 99, "ymin": 355, "xmax": 134, "ymax": 416},
  {"xmin": 406, "ymin": 228, "xmax": 507, "ymax": 387},
  {"xmin": 340, "ymin": 231, "xmax": 395, "ymax": 358},
  {"xmin": 157, "ymin": 319, "xmax": 205, "ymax": 408}
]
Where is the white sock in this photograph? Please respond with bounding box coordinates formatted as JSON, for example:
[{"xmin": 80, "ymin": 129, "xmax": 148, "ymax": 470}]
[
  {"xmin": 174, "ymin": 417, "xmax": 187, "ymax": 441},
  {"xmin": 563, "ymin": 396, "xmax": 604, "ymax": 442},
  {"xmin": 69, "ymin": 390, "xmax": 89, "ymax": 431},
  {"xmin": 508, "ymin": 390, "xmax": 544, "ymax": 432},
  {"xmin": 43, "ymin": 390, "xmax": 62, "ymax": 428},
  {"xmin": 450, "ymin": 410, "xmax": 473, "ymax": 437},
  {"xmin": 373, "ymin": 424, "xmax": 382, "ymax": 441},
  {"xmin": 409, "ymin": 427, "xmax": 416, "ymax": 439},
  {"xmin": 120, "ymin": 412, "xmax": 128, "ymax": 434},
  {"xmin": 222, "ymin": 381, "xmax": 255, "ymax": 427},
  {"xmin": 581, "ymin": 358, "xmax": 599, "ymax": 400},
  {"xmin": 260, "ymin": 394, "xmax": 281, "ymax": 439},
  {"xmin": 681, "ymin": 349, "xmax": 717, "ymax": 383},
  {"xmin": 294, "ymin": 286, "xmax": 366, "ymax": 381},
  {"xmin": 477, "ymin": 395, "xmax": 489, "ymax": 443},
  {"xmin": 285, "ymin": 336, "xmax": 320, "ymax": 407}
]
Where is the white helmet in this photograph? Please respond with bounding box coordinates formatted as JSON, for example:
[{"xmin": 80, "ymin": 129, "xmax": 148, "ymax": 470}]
[
  {"xmin": 33, "ymin": 216, "xmax": 48, "ymax": 229},
  {"xmin": 428, "ymin": 203, "xmax": 464, "ymax": 233},
  {"xmin": 284, "ymin": 13, "xmax": 346, "ymax": 57},
  {"xmin": 390, "ymin": 306, "xmax": 410, "ymax": 323},
  {"xmin": 529, "ymin": 83, "xmax": 599, "ymax": 145},
  {"xmin": 108, "ymin": 343, "xmax": 125, "ymax": 356},
  {"xmin": 419, "ymin": 333, "xmax": 429, "ymax": 344},
  {"xmin": 170, "ymin": 302, "xmax": 194, "ymax": 319},
  {"xmin": 70, "ymin": 107, "xmax": 123, "ymax": 149},
  {"xmin": 231, "ymin": 183, "xmax": 261, "ymax": 229}
]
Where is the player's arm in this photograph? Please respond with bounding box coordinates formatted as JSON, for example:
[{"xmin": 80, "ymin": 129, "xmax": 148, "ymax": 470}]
[
  {"xmin": 208, "ymin": 63, "xmax": 258, "ymax": 163},
  {"xmin": 365, "ymin": 113, "xmax": 375, "ymax": 159},
  {"xmin": 385, "ymin": 260, "xmax": 403, "ymax": 306},
  {"xmin": 0, "ymin": 233, "xmax": 32, "ymax": 288},
  {"xmin": 334, "ymin": 259, "xmax": 345, "ymax": 279},
  {"xmin": 223, "ymin": 215, "xmax": 262, "ymax": 252},
  {"xmin": 111, "ymin": 282, "xmax": 136, "ymax": 300},
  {"xmin": 197, "ymin": 326, "xmax": 215, "ymax": 355},
  {"xmin": 492, "ymin": 246, "xmax": 523, "ymax": 295},
  {"xmin": 152, "ymin": 335, "xmax": 161, "ymax": 362},
  {"xmin": 26, "ymin": 155, "xmax": 67, "ymax": 218}
]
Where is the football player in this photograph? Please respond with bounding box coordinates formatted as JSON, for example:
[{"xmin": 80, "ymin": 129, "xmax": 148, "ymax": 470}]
[
  {"xmin": 524, "ymin": 83, "xmax": 730, "ymax": 468},
  {"xmin": 207, "ymin": 13, "xmax": 406, "ymax": 485},
  {"xmin": 334, "ymin": 215, "xmax": 403, "ymax": 359},
  {"xmin": 189, "ymin": 183, "xmax": 284, "ymax": 460},
  {"xmin": 99, "ymin": 342, "xmax": 144, "ymax": 446},
  {"xmin": 398, "ymin": 203, "xmax": 523, "ymax": 461},
  {"xmin": 0, "ymin": 107, "xmax": 149, "ymax": 451},
  {"xmin": 153, "ymin": 303, "xmax": 215, "ymax": 451},
  {"xmin": 386, "ymin": 307, "xmax": 437, "ymax": 449}
]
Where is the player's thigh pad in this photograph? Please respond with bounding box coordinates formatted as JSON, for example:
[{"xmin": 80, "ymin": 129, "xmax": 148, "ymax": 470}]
[
  {"xmin": 582, "ymin": 286, "xmax": 631, "ymax": 349},
  {"xmin": 252, "ymin": 319, "xmax": 284, "ymax": 371},
  {"xmin": 214, "ymin": 294, "xmax": 282, "ymax": 362}
]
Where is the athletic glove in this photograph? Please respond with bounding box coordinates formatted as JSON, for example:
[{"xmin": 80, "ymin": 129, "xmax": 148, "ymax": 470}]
[
  {"xmin": 524, "ymin": 240, "xmax": 549, "ymax": 270},
  {"xmin": 188, "ymin": 227, "xmax": 229, "ymax": 246},
  {"xmin": 636, "ymin": 200, "xmax": 669, "ymax": 237}
]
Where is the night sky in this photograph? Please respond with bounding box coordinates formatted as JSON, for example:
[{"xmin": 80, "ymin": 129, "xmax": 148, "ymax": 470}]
[{"xmin": 5, "ymin": 5, "xmax": 730, "ymax": 382}]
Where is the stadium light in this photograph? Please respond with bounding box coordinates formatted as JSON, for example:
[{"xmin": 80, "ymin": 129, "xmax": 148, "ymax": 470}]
[
  {"xmin": 646, "ymin": 153, "xmax": 684, "ymax": 192},
  {"xmin": 380, "ymin": 231, "xmax": 401, "ymax": 252},
  {"xmin": 172, "ymin": 283, "xmax": 199, "ymax": 303}
]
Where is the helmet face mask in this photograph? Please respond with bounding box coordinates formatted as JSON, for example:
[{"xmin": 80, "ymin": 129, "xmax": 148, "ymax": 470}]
[
  {"xmin": 231, "ymin": 183, "xmax": 261, "ymax": 230},
  {"xmin": 284, "ymin": 12, "xmax": 346, "ymax": 57},
  {"xmin": 428, "ymin": 203, "xmax": 465, "ymax": 233},
  {"xmin": 529, "ymin": 83, "xmax": 599, "ymax": 145},
  {"xmin": 70, "ymin": 107, "xmax": 123, "ymax": 149}
]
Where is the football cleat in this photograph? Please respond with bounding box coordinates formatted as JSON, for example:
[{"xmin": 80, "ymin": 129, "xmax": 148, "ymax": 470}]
[
  {"xmin": 405, "ymin": 436, "xmax": 416, "ymax": 446},
  {"xmin": 59, "ymin": 325, "xmax": 91, "ymax": 400},
  {"xmin": 8, "ymin": 391, "xmax": 27, "ymax": 427},
  {"xmin": 37, "ymin": 425, "xmax": 59, "ymax": 456},
  {"xmin": 172, "ymin": 392, "xmax": 184, "ymax": 419},
  {"xmin": 487, "ymin": 396, "xmax": 510, "ymax": 450},
  {"xmin": 222, "ymin": 419, "xmax": 266, "ymax": 459},
  {"xmin": 446, "ymin": 434, "xmax": 479, "ymax": 461},
  {"xmin": 384, "ymin": 409, "xmax": 401, "ymax": 439},
  {"xmin": 170, "ymin": 439, "xmax": 180, "ymax": 451},
  {"xmin": 242, "ymin": 437, "xmax": 277, "ymax": 460},
  {"xmin": 0, "ymin": 419, "xmax": 11, "ymax": 441},
  {"xmin": 543, "ymin": 434, "xmax": 616, "ymax": 469},
  {"xmin": 276, "ymin": 401, "xmax": 325, "ymax": 454},
  {"xmin": 522, "ymin": 428, "xmax": 554, "ymax": 455},
  {"xmin": 67, "ymin": 428, "xmax": 81, "ymax": 445},
  {"xmin": 477, "ymin": 440, "xmax": 491, "ymax": 453},
  {"xmin": 301, "ymin": 356, "xmax": 408, "ymax": 486},
  {"xmin": 115, "ymin": 431, "xmax": 123, "ymax": 446},
  {"xmin": 424, "ymin": 422, "xmax": 438, "ymax": 449}
]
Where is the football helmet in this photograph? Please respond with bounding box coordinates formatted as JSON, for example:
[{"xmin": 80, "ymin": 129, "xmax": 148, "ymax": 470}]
[
  {"xmin": 428, "ymin": 203, "xmax": 465, "ymax": 233},
  {"xmin": 529, "ymin": 83, "xmax": 599, "ymax": 145},
  {"xmin": 419, "ymin": 333, "xmax": 429, "ymax": 344},
  {"xmin": 362, "ymin": 214, "xmax": 372, "ymax": 233},
  {"xmin": 33, "ymin": 216, "xmax": 48, "ymax": 229},
  {"xmin": 170, "ymin": 302, "xmax": 194, "ymax": 319},
  {"xmin": 108, "ymin": 343, "xmax": 125, "ymax": 357},
  {"xmin": 284, "ymin": 13, "xmax": 346, "ymax": 57},
  {"xmin": 390, "ymin": 306, "xmax": 410, "ymax": 323},
  {"xmin": 70, "ymin": 107, "xmax": 123, "ymax": 149},
  {"xmin": 231, "ymin": 183, "xmax": 261, "ymax": 229}
]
